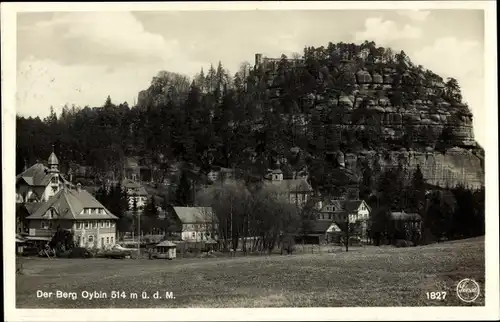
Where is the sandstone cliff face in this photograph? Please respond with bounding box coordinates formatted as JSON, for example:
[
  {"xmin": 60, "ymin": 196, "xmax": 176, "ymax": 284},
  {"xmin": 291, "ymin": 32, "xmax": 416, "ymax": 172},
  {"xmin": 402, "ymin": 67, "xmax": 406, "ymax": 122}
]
[
  {"xmin": 337, "ymin": 148, "xmax": 484, "ymax": 189},
  {"xmin": 310, "ymin": 66, "xmax": 477, "ymax": 148},
  {"xmin": 303, "ymin": 65, "xmax": 483, "ymax": 188}
]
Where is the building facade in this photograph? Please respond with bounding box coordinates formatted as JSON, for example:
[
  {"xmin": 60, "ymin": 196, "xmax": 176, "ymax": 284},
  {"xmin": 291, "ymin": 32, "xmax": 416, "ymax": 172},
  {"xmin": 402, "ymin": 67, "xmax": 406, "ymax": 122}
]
[
  {"xmin": 170, "ymin": 207, "xmax": 218, "ymax": 242},
  {"xmin": 25, "ymin": 183, "xmax": 118, "ymax": 249},
  {"xmin": 263, "ymin": 169, "xmax": 313, "ymax": 208},
  {"xmin": 16, "ymin": 151, "xmax": 73, "ymax": 203},
  {"xmin": 317, "ymin": 199, "xmax": 371, "ymax": 240}
]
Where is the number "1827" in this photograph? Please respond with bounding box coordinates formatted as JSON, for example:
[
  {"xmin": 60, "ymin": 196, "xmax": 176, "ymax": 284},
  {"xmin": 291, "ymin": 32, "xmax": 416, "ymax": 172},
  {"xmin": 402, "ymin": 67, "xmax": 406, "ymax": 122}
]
[{"xmin": 426, "ymin": 291, "xmax": 447, "ymax": 300}]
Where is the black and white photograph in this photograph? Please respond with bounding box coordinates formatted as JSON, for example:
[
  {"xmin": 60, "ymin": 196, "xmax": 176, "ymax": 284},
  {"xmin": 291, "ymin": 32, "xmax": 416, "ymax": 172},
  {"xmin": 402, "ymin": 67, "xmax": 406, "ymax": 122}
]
[{"xmin": 2, "ymin": 1, "xmax": 499, "ymax": 321}]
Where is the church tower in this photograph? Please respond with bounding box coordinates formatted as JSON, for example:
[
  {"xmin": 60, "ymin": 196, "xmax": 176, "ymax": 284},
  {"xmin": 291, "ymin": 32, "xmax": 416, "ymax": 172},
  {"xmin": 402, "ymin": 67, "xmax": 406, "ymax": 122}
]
[
  {"xmin": 47, "ymin": 145, "xmax": 60, "ymax": 174},
  {"xmin": 46, "ymin": 145, "xmax": 61, "ymax": 200}
]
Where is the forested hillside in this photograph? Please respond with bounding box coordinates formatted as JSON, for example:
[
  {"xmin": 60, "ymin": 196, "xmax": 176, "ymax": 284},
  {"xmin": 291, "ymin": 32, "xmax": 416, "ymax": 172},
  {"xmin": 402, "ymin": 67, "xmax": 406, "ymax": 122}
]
[{"xmin": 16, "ymin": 41, "xmax": 484, "ymax": 193}]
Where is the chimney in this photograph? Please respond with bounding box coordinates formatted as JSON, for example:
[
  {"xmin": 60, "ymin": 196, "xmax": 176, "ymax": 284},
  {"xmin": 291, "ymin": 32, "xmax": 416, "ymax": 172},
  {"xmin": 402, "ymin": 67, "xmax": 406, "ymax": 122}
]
[{"xmin": 76, "ymin": 182, "xmax": 82, "ymax": 192}]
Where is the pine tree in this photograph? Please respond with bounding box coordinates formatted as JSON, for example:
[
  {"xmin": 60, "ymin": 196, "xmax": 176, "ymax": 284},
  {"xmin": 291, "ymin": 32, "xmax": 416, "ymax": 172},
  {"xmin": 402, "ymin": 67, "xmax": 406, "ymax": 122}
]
[
  {"xmin": 104, "ymin": 95, "xmax": 113, "ymax": 108},
  {"xmin": 175, "ymin": 170, "xmax": 193, "ymax": 206},
  {"xmin": 360, "ymin": 165, "xmax": 373, "ymax": 200},
  {"xmin": 145, "ymin": 195, "xmax": 159, "ymax": 220},
  {"xmin": 408, "ymin": 164, "xmax": 426, "ymax": 213}
]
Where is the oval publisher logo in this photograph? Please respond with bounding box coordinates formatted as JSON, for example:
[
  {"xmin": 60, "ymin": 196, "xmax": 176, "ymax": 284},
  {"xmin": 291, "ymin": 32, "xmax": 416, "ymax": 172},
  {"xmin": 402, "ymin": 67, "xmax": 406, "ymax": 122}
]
[{"xmin": 456, "ymin": 278, "xmax": 480, "ymax": 303}]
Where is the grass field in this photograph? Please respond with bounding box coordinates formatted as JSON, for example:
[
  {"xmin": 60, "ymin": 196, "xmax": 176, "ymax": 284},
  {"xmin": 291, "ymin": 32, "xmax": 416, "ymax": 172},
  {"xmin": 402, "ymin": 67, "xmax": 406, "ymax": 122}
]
[{"xmin": 16, "ymin": 237, "xmax": 485, "ymax": 308}]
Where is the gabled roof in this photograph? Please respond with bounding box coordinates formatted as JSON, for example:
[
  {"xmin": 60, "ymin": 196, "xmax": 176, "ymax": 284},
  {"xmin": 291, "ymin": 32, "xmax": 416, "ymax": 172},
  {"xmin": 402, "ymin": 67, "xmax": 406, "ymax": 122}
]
[
  {"xmin": 121, "ymin": 179, "xmax": 148, "ymax": 196},
  {"xmin": 16, "ymin": 162, "xmax": 71, "ymax": 188},
  {"xmin": 172, "ymin": 207, "xmax": 216, "ymax": 224},
  {"xmin": 306, "ymin": 220, "xmax": 343, "ymax": 234},
  {"xmin": 121, "ymin": 178, "xmax": 141, "ymax": 188},
  {"xmin": 24, "ymin": 202, "xmax": 44, "ymax": 215},
  {"xmin": 156, "ymin": 240, "xmax": 176, "ymax": 247},
  {"xmin": 265, "ymin": 178, "xmax": 313, "ymax": 193},
  {"xmin": 320, "ymin": 199, "xmax": 370, "ymax": 213},
  {"xmin": 16, "ymin": 163, "xmax": 50, "ymax": 186},
  {"xmin": 26, "ymin": 188, "xmax": 118, "ymax": 220}
]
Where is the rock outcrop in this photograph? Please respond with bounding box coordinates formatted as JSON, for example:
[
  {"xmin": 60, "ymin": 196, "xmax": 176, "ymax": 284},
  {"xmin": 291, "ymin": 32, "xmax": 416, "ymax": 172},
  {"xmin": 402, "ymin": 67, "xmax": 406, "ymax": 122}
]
[{"xmin": 341, "ymin": 148, "xmax": 484, "ymax": 189}]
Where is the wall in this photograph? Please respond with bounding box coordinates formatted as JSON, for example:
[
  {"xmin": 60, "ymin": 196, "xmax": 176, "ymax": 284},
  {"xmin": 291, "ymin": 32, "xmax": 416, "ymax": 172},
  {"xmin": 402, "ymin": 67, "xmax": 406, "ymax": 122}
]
[
  {"xmin": 28, "ymin": 219, "xmax": 73, "ymax": 237},
  {"xmin": 181, "ymin": 223, "xmax": 217, "ymax": 241},
  {"xmin": 73, "ymin": 220, "xmax": 117, "ymax": 249}
]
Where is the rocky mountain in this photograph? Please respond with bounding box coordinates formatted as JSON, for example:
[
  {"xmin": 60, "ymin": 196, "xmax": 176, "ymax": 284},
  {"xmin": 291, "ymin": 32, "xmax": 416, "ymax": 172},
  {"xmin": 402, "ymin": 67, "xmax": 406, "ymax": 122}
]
[
  {"xmin": 248, "ymin": 44, "xmax": 484, "ymax": 189},
  {"xmin": 16, "ymin": 41, "xmax": 484, "ymax": 192},
  {"xmin": 134, "ymin": 43, "xmax": 484, "ymax": 190}
]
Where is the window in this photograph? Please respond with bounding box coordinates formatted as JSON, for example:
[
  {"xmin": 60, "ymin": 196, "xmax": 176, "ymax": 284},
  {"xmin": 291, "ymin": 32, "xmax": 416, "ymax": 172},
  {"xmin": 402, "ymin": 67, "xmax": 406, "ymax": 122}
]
[
  {"xmin": 52, "ymin": 186, "xmax": 58, "ymax": 193},
  {"xmin": 85, "ymin": 221, "xmax": 90, "ymax": 229},
  {"xmin": 101, "ymin": 221, "xmax": 105, "ymax": 228},
  {"xmin": 101, "ymin": 237, "xmax": 104, "ymax": 246},
  {"xmin": 93, "ymin": 221, "xmax": 98, "ymax": 228},
  {"xmin": 41, "ymin": 220, "xmax": 51, "ymax": 229},
  {"xmin": 82, "ymin": 236, "xmax": 86, "ymax": 243},
  {"xmin": 77, "ymin": 222, "xmax": 82, "ymax": 229},
  {"xmin": 110, "ymin": 237, "xmax": 114, "ymax": 244},
  {"xmin": 111, "ymin": 221, "xmax": 115, "ymax": 228},
  {"xmin": 191, "ymin": 232, "xmax": 196, "ymax": 238},
  {"xmin": 106, "ymin": 237, "xmax": 109, "ymax": 244},
  {"xmin": 329, "ymin": 214, "xmax": 332, "ymax": 220},
  {"xmin": 106, "ymin": 221, "xmax": 111, "ymax": 228},
  {"xmin": 88, "ymin": 235, "xmax": 94, "ymax": 243}
]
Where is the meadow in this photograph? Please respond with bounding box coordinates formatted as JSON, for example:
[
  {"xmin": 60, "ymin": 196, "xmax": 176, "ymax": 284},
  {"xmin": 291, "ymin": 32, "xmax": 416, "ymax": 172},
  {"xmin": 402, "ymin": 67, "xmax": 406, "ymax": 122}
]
[{"xmin": 16, "ymin": 237, "xmax": 485, "ymax": 308}]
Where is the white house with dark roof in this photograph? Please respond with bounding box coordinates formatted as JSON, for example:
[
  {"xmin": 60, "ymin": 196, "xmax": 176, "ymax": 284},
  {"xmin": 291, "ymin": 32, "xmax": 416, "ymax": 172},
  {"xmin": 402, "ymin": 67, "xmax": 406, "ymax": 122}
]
[
  {"xmin": 317, "ymin": 199, "xmax": 371, "ymax": 240},
  {"xmin": 25, "ymin": 183, "xmax": 118, "ymax": 249},
  {"xmin": 263, "ymin": 169, "xmax": 313, "ymax": 208},
  {"xmin": 16, "ymin": 151, "xmax": 73, "ymax": 203},
  {"xmin": 170, "ymin": 206, "xmax": 218, "ymax": 242}
]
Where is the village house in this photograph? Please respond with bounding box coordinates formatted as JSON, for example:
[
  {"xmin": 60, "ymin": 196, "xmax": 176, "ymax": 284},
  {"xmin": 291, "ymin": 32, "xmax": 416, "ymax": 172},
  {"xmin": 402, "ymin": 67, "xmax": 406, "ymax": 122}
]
[
  {"xmin": 121, "ymin": 178, "xmax": 148, "ymax": 211},
  {"xmin": 316, "ymin": 199, "xmax": 372, "ymax": 241},
  {"xmin": 16, "ymin": 150, "xmax": 73, "ymax": 204},
  {"xmin": 263, "ymin": 169, "xmax": 313, "ymax": 208},
  {"xmin": 298, "ymin": 219, "xmax": 344, "ymax": 245},
  {"xmin": 170, "ymin": 206, "xmax": 218, "ymax": 242},
  {"xmin": 25, "ymin": 183, "xmax": 118, "ymax": 249},
  {"xmin": 16, "ymin": 203, "xmax": 44, "ymax": 235}
]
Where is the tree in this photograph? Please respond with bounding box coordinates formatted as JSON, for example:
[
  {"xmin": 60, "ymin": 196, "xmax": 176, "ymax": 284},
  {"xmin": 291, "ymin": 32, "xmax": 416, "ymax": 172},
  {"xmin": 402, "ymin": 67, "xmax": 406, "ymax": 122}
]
[
  {"xmin": 444, "ymin": 77, "xmax": 462, "ymax": 103},
  {"xmin": 377, "ymin": 165, "xmax": 405, "ymax": 210},
  {"xmin": 175, "ymin": 170, "xmax": 193, "ymax": 206},
  {"xmin": 359, "ymin": 165, "xmax": 373, "ymax": 200},
  {"xmin": 424, "ymin": 190, "xmax": 455, "ymax": 242},
  {"xmin": 104, "ymin": 95, "xmax": 114, "ymax": 108},
  {"xmin": 144, "ymin": 195, "xmax": 159, "ymax": 234},
  {"xmin": 408, "ymin": 164, "xmax": 426, "ymax": 213}
]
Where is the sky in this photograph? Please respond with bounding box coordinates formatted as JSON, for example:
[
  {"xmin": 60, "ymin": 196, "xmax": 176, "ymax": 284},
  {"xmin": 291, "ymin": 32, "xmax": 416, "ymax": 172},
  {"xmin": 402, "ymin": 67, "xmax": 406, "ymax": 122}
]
[{"xmin": 16, "ymin": 9, "xmax": 486, "ymax": 145}]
